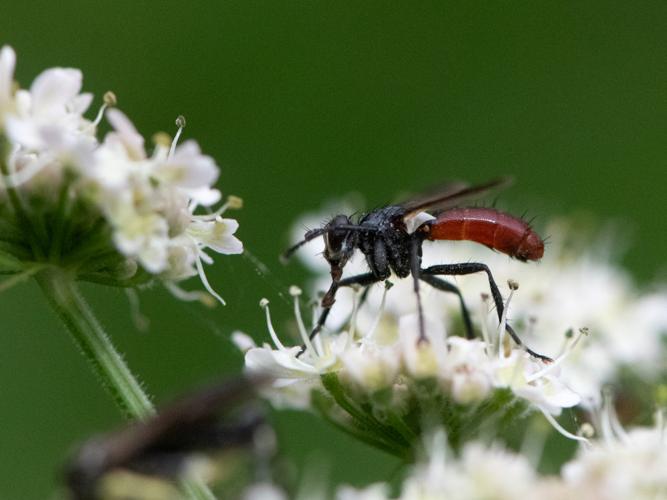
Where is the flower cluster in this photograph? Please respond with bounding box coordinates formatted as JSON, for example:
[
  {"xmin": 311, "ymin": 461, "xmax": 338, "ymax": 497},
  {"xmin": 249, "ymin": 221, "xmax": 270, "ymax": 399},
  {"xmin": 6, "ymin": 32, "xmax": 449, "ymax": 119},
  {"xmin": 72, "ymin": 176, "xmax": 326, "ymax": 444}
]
[
  {"xmin": 0, "ymin": 46, "xmax": 241, "ymax": 301},
  {"xmin": 337, "ymin": 433, "xmax": 546, "ymax": 500},
  {"xmin": 337, "ymin": 409, "xmax": 667, "ymax": 500},
  {"xmin": 234, "ymin": 281, "xmax": 584, "ymax": 455}
]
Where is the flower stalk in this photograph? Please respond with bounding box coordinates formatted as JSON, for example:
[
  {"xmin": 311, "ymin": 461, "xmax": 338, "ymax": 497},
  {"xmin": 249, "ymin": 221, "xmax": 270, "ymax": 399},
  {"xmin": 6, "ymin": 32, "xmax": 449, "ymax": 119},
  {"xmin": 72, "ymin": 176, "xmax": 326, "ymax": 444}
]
[
  {"xmin": 36, "ymin": 267, "xmax": 217, "ymax": 499},
  {"xmin": 35, "ymin": 266, "xmax": 154, "ymax": 419}
]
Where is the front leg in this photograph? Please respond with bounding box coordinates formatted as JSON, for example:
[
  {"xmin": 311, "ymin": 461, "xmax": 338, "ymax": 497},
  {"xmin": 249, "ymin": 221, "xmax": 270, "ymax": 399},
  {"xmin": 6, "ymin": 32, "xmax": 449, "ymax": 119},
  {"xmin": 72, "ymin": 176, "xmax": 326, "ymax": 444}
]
[{"xmin": 421, "ymin": 263, "xmax": 552, "ymax": 362}]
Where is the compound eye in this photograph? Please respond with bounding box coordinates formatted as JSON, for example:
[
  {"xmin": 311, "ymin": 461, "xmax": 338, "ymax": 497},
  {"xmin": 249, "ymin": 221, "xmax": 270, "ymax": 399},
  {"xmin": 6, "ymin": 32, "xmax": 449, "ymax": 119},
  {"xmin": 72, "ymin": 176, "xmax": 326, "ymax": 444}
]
[
  {"xmin": 322, "ymin": 214, "xmax": 356, "ymax": 267},
  {"xmin": 324, "ymin": 232, "xmax": 345, "ymax": 261}
]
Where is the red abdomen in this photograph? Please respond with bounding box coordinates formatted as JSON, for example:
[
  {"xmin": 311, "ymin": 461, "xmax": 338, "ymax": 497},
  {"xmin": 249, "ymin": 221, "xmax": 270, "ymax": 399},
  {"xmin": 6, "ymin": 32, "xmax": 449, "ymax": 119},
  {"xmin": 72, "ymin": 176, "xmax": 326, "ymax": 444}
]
[{"xmin": 426, "ymin": 207, "xmax": 544, "ymax": 261}]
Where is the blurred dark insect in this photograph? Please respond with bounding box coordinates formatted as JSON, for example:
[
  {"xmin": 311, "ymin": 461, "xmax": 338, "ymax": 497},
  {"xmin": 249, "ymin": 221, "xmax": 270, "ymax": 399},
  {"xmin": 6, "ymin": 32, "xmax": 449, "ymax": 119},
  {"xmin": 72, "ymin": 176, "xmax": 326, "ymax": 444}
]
[{"xmin": 65, "ymin": 375, "xmax": 272, "ymax": 500}]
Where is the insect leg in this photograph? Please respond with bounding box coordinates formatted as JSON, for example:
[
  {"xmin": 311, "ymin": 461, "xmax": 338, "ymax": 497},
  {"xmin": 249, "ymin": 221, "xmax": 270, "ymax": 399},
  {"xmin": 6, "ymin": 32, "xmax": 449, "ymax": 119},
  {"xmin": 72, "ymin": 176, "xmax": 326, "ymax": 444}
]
[
  {"xmin": 421, "ymin": 263, "xmax": 552, "ymax": 362},
  {"xmin": 409, "ymin": 238, "xmax": 427, "ymax": 343},
  {"xmin": 297, "ymin": 272, "xmax": 381, "ymax": 356},
  {"xmin": 419, "ymin": 274, "xmax": 474, "ymax": 340}
]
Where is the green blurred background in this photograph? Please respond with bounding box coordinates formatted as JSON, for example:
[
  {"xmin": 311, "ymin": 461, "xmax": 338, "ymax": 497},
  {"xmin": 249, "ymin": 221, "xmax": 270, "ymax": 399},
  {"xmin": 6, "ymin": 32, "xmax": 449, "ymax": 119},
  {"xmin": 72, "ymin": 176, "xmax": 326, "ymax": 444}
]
[{"xmin": 1, "ymin": 1, "xmax": 666, "ymax": 497}]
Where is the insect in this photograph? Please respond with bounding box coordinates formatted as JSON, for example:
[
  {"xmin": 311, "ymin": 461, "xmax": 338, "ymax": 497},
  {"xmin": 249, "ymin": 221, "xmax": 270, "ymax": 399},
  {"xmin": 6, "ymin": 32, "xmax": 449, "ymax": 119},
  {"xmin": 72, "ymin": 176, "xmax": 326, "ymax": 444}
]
[
  {"xmin": 283, "ymin": 178, "xmax": 551, "ymax": 361},
  {"xmin": 65, "ymin": 375, "xmax": 270, "ymax": 500}
]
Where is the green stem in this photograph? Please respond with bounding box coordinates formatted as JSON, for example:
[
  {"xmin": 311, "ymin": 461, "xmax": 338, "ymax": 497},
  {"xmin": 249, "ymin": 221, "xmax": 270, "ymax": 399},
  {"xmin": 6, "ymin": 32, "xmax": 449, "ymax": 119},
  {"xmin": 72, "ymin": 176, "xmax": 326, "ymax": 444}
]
[
  {"xmin": 36, "ymin": 267, "xmax": 154, "ymax": 419},
  {"xmin": 35, "ymin": 267, "xmax": 217, "ymax": 499},
  {"xmin": 48, "ymin": 176, "xmax": 72, "ymax": 262}
]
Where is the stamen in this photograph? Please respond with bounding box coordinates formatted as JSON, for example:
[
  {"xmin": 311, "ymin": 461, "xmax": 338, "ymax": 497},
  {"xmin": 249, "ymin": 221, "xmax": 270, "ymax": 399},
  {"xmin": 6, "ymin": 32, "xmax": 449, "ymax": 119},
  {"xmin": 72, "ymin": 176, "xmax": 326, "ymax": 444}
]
[
  {"xmin": 191, "ymin": 196, "xmax": 244, "ymax": 222},
  {"xmin": 656, "ymin": 409, "xmax": 665, "ymax": 445},
  {"xmin": 168, "ymin": 115, "xmax": 186, "ymax": 159},
  {"xmin": 290, "ymin": 286, "xmax": 318, "ymax": 356},
  {"xmin": 223, "ymin": 195, "xmax": 243, "ymax": 211},
  {"xmin": 479, "ymin": 293, "xmax": 492, "ymax": 353},
  {"xmin": 539, "ymin": 407, "xmax": 590, "ymax": 444},
  {"xmin": 347, "ymin": 287, "xmax": 363, "ymax": 343},
  {"xmin": 104, "ymin": 91, "xmax": 118, "ymax": 107},
  {"xmin": 365, "ymin": 281, "xmax": 391, "ymax": 342},
  {"xmin": 194, "ymin": 255, "xmax": 226, "ymax": 305},
  {"xmin": 87, "ymin": 91, "xmax": 117, "ymax": 131},
  {"xmin": 310, "ymin": 299, "xmax": 324, "ymax": 354},
  {"xmin": 260, "ymin": 298, "xmax": 287, "ymax": 351},
  {"xmin": 526, "ymin": 327, "xmax": 587, "ymax": 383},
  {"xmin": 497, "ymin": 280, "xmax": 518, "ymax": 359},
  {"xmin": 508, "ymin": 350, "xmax": 526, "ymax": 386},
  {"xmin": 579, "ymin": 422, "xmax": 595, "ymax": 439},
  {"xmin": 555, "ymin": 328, "xmax": 574, "ymax": 358},
  {"xmin": 599, "ymin": 391, "xmax": 614, "ymax": 445},
  {"xmin": 601, "ymin": 387, "xmax": 629, "ymax": 444}
]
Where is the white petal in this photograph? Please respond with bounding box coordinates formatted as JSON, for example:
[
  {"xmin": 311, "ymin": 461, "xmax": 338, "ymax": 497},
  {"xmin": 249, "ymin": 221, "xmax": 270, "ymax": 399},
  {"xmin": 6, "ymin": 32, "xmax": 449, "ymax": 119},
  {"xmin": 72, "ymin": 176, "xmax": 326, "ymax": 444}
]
[
  {"xmin": 162, "ymin": 139, "xmax": 219, "ymax": 189},
  {"xmin": 231, "ymin": 331, "xmax": 257, "ymax": 352},
  {"xmin": 184, "ymin": 186, "xmax": 222, "ymax": 206},
  {"xmin": 4, "ymin": 116, "xmax": 40, "ymax": 147},
  {"xmin": 105, "ymin": 108, "xmax": 146, "ymax": 160},
  {"xmin": 245, "ymin": 347, "xmax": 317, "ymax": 378},
  {"xmin": 68, "ymin": 92, "xmax": 93, "ymax": 115},
  {"xmin": 30, "ymin": 68, "xmax": 83, "ymax": 117},
  {"xmin": 398, "ymin": 313, "xmax": 447, "ymax": 378}
]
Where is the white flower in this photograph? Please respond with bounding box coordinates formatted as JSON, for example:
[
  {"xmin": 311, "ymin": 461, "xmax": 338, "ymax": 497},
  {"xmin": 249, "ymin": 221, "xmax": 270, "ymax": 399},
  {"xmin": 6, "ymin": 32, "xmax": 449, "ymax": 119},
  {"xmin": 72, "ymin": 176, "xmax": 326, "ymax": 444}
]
[
  {"xmin": 237, "ymin": 296, "xmax": 349, "ymax": 408},
  {"xmin": 5, "ymin": 66, "xmax": 94, "ymax": 169},
  {"xmin": 561, "ymin": 406, "xmax": 667, "ymax": 500},
  {"xmin": 398, "ymin": 313, "xmax": 448, "ymax": 379},
  {"xmin": 494, "ymin": 349, "xmax": 581, "ymax": 416},
  {"xmin": 442, "ymin": 337, "xmax": 493, "ymax": 404},
  {"xmin": 109, "ymin": 201, "xmax": 170, "ymax": 274},
  {"xmin": 6, "ymin": 66, "xmax": 92, "ymax": 143},
  {"xmin": 152, "ymin": 139, "xmax": 221, "ymax": 205},
  {"xmin": 339, "ymin": 342, "xmax": 400, "ymax": 392},
  {"xmin": 186, "ymin": 218, "xmax": 243, "ymax": 255}
]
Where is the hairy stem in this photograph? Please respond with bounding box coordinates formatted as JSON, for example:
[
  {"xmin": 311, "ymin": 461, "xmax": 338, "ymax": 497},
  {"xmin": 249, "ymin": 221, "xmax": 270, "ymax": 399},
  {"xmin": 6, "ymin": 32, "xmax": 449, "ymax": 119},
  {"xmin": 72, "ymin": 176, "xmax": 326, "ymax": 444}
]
[
  {"xmin": 36, "ymin": 267, "xmax": 217, "ymax": 499},
  {"xmin": 36, "ymin": 267, "xmax": 154, "ymax": 419}
]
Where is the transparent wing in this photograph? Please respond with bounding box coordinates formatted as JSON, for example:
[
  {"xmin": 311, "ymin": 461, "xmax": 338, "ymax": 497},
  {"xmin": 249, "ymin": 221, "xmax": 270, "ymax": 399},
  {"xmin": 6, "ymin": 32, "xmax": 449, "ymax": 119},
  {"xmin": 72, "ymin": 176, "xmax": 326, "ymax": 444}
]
[{"xmin": 400, "ymin": 177, "xmax": 513, "ymax": 216}]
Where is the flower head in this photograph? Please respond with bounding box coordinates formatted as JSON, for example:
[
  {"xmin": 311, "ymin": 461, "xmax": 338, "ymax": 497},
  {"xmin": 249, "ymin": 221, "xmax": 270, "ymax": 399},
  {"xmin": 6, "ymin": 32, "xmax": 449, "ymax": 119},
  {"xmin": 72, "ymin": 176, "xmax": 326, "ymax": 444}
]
[
  {"xmin": 236, "ymin": 276, "xmax": 583, "ymax": 455},
  {"xmin": 0, "ymin": 45, "xmax": 242, "ymax": 303}
]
